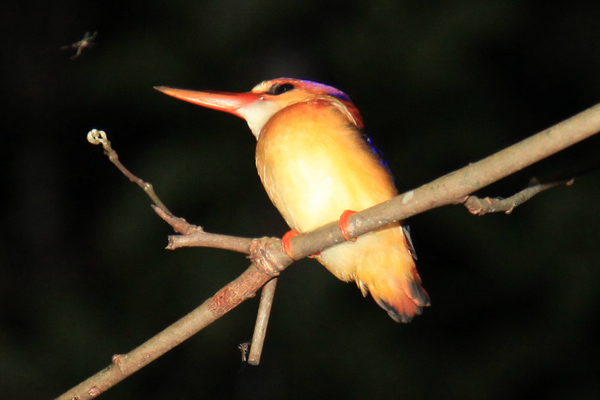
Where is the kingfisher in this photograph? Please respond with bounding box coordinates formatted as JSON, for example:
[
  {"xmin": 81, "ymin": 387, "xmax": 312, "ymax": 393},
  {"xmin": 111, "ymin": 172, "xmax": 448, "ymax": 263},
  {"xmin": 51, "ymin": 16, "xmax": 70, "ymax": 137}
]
[{"xmin": 155, "ymin": 78, "xmax": 430, "ymax": 322}]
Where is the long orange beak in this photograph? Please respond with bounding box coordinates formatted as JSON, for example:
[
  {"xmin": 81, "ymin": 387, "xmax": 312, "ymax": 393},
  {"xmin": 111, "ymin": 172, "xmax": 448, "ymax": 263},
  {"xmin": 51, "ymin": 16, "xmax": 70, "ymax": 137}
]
[
  {"xmin": 154, "ymin": 86, "xmax": 261, "ymax": 119},
  {"xmin": 155, "ymin": 86, "xmax": 284, "ymax": 139}
]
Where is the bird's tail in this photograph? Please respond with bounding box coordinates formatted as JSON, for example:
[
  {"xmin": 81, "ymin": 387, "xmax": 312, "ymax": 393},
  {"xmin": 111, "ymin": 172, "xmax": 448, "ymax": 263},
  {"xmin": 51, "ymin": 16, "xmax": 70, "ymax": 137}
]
[
  {"xmin": 368, "ymin": 267, "xmax": 430, "ymax": 323},
  {"xmin": 355, "ymin": 229, "xmax": 430, "ymax": 323}
]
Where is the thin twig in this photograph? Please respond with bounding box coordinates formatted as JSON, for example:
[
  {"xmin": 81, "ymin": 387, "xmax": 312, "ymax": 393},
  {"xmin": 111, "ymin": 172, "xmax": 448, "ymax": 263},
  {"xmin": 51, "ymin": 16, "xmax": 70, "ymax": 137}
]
[
  {"xmin": 150, "ymin": 204, "xmax": 203, "ymax": 234},
  {"xmin": 464, "ymin": 178, "xmax": 575, "ymax": 215},
  {"xmin": 248, "ymin": 278, "xmax": 278, "ymax": 365},
  {"xmin": 87, "ymin": 129, "xmax": 173, "ymax": 216},
  {"xmin": 151, "ymin": 206, "xmax": 253, "ymax": 253}
]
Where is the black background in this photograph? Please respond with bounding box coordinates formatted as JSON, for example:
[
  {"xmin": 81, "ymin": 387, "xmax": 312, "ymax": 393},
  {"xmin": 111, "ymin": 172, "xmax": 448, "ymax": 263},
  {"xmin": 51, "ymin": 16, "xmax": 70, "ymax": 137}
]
[{"xmin": 1, "ymin": 1, "xmax": 599, "ymax": 399}]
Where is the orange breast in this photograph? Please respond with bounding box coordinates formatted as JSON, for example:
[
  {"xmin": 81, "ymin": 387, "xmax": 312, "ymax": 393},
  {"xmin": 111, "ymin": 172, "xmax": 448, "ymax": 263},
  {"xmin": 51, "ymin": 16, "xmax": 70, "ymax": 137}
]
[{"xmin": 255, "ymin": 99, "xmax": 397, "ymax": 233}]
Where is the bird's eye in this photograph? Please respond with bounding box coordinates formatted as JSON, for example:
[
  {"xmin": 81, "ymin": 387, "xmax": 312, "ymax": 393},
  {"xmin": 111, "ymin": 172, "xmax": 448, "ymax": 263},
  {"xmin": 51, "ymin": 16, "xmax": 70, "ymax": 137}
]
[{"xmin": 268, "ymin": 83, "xmax": 295, "ymax": 95}]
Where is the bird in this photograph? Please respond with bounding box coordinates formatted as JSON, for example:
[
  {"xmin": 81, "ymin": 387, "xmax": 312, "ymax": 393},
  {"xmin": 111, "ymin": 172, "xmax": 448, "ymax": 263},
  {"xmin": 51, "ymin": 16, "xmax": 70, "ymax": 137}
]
[{"xmin": 155, "ymin": 78, "xmax": 430, "ymax": 322}]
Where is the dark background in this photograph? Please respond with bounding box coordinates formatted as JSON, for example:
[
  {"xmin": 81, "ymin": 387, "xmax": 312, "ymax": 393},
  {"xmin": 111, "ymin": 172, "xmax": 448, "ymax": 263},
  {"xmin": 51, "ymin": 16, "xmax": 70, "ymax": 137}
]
[{"xmin": 1, "ymin": 1, "xmax": 599, "ymax": 399}]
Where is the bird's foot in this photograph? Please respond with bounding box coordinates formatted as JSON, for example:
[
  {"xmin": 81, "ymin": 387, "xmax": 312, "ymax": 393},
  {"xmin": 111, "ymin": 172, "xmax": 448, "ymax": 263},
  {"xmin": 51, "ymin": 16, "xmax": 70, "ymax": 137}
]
[
  {"xmin": 281, "ymin": 230, "xmax": 300, "ymax": 260},
  {"xmin": 339, "ymin": 210, "xmax": 357, "ymax": 242},
  {"xmin": 281, "ymin": 230, "xmax": 321, "ymax": 260}
]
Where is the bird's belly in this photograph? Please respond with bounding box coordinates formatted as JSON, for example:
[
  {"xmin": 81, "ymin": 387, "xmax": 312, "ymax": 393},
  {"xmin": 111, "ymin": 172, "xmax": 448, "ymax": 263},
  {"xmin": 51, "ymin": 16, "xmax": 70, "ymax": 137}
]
[{"xmin": 258, "ymin": 146, "xmax": 392, "ymax": 233}]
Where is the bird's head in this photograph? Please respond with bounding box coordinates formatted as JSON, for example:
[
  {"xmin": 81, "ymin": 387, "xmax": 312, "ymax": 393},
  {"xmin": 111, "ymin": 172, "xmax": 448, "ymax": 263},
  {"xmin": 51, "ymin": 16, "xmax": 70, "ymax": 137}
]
[{"xmin": 155, "ymin": 78, "xmax": 363, "ymax": 139}]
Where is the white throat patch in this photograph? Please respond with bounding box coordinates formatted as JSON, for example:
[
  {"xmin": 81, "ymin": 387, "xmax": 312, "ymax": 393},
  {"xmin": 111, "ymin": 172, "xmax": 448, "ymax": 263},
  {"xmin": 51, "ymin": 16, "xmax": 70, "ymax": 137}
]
[{"xmin": 237, "ymin": 99, "xmax": 284, "ymax": 139}]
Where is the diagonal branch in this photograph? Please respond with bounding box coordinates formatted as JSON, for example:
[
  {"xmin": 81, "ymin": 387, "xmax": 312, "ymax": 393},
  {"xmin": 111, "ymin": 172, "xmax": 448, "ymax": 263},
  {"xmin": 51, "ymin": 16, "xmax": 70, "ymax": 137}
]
[
  {"xmin": 57, "ymin": 238, "xmax": 289, "ymax": 400},
  {"xmin": 58, "ymin": 104, "xmax": 600, "ymax": 399},
  {"xmin": 283, "ymin": 103, "xmax": 600, "ymax": 259}
]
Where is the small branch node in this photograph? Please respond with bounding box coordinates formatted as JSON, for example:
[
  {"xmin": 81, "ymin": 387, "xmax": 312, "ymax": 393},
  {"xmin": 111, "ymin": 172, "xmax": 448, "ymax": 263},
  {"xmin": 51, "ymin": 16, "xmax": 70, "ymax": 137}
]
[
  {"xmin": 111, "ymin": 354, "xmax": 125, "ymax": 374},
  {"xmin": 249, "ymin": 237, "xmax": 285, "ymax": 277},
  {"xmin": 87, "ymin": 129, "xmax": 109, "ymax": 147},
  {"xmin": 152, "ymin": 205, "xmax": 201, "ymax": 235},
  {"xmin": 87, "ymin": 386, "xmax": 102, "ymax": 397},
  {"xmin": 143, "ymin": 182, "xmax": 154, "ymax": 193}
]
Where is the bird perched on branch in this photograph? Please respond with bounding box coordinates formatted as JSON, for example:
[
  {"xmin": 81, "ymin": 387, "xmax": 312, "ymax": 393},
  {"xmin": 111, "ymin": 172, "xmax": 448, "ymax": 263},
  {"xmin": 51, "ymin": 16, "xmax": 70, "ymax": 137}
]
[{"xmin": 155, "ymin": 78, "xmax": 430, "ymax": 322}]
